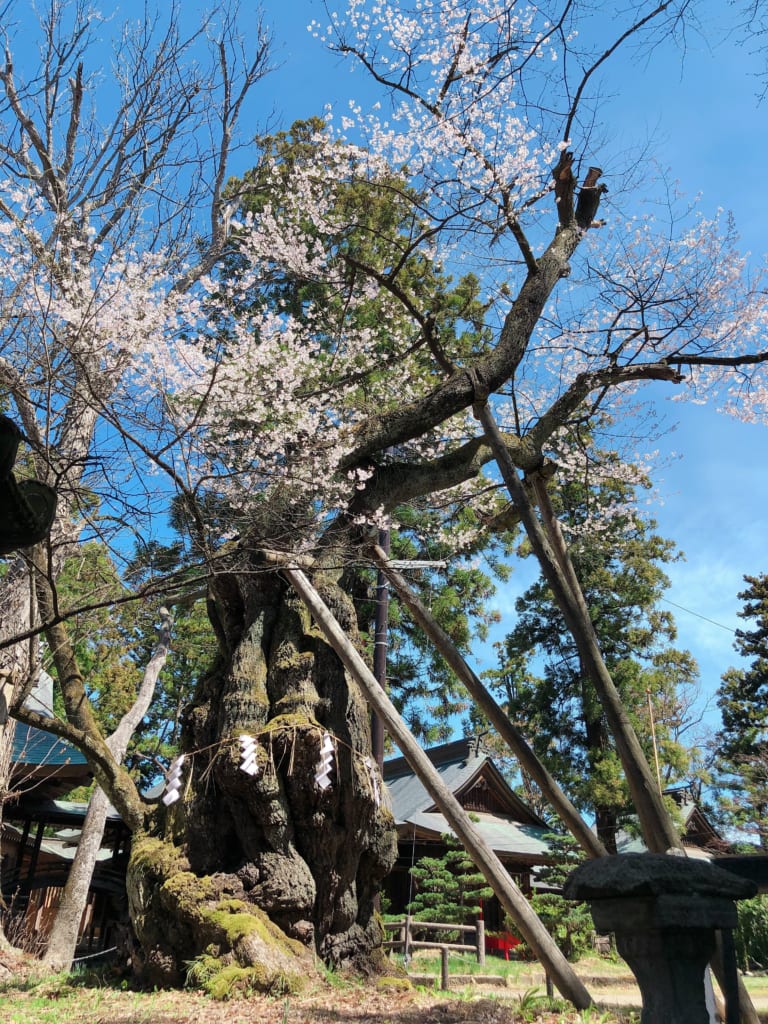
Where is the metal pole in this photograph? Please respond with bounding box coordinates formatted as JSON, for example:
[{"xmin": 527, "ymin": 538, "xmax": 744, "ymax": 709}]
[{"xmin": 371, "ymin": 526, "xmax": 390, "ymax": 770}]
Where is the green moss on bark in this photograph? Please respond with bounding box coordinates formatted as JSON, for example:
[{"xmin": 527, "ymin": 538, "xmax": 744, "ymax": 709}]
[
  {"xmin": 208, "ymin": 899, "xmax": 308, "ymax": 957},
  {"xmin": 162, "ymin": 872, "xmax": 215, "ymax": 917},
  {"xmin": 376, "ymin": 976, "xmax": 412, "ymax": 992},
  {"xmin": 131, "ymin": 834, "xmax": 190, "ymax": 879},
  {"xmin": 202, "ymin": 963, "xmax": 302, "ymax": 999},
  {"xmin": 181, "ymin": 901, "xmax": 311, "ymax": 997}
]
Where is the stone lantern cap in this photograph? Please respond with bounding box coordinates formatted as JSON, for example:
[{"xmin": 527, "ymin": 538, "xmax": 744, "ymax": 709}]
[
  {"xmin": 564, "ymin": 855, "xmax": 758, "ymax": 1023},
  {"xmin": 564, "ymin": 853, "xmax": 757, "ymax": 903}
]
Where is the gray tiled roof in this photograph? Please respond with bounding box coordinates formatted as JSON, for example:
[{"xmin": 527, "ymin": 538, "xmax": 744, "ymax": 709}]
[
  {"xmin": 10, "ymin": 796, "xmax": 121, "ymax": 826},
  {"xmin": 385, "ymin": 749, "xmax": 487, "ymax": 824},
  {"xmin": 383, "ymin": 738, "xmax": 552, "ymax": 862},
  {"xmin": 407, "ymin": 810, "xmax": 552, "ymax": 860},
  {"xmin": 2, "ymin": 822, "xmax": 114, "ymax": 863},
  {"xmin": 384, "ymin": 737, "xmax": 547, "ymax": 824}
]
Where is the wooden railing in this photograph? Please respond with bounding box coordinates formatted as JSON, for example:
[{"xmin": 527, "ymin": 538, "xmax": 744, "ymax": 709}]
[{"xmin": 383, "ymin": 916, "xmax": 485, "ymax": 989}]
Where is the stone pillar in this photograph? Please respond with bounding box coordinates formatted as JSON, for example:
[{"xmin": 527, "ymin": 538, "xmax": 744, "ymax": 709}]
[{"xmin": 564, "ymin": 854, "xmax": 757, "ymax": 1024}]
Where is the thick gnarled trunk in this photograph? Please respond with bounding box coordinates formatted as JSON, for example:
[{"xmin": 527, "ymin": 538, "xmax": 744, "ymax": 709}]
[{"xmin": 127, "ymin": 563, "xmax": 397, "ymax": 987}]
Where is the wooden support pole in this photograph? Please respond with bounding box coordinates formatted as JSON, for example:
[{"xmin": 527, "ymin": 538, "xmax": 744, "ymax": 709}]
[
  {"xmin": 371, "ymin": 527, "xmax": 390, "ymax": 770},
  {"xmin": 473, "ymin": 400, "xmax": 681, "ymax": 854},
  {"xmin": 283, "ymin": 566, "xmax": 594, "ymax": 1011},
  {"xmin": 371, "ymin": 544, "xmax": 607, "ymax": 860},
  {"xmin": 474, "ymin": 402, "xmax": 761, "ymax": 1024}
]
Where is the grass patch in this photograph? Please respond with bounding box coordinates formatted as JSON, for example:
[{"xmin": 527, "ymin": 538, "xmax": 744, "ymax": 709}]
[
  {"xmin": 741, "ymin": 973, "xmax": 768, "ymax": 996},
  {"xmin": 6, "ymin": 954, "xmax": 764, "ymax": 1024},
  {"xmin": 397, "ymin": 949, "xmax": 534, "ymax": 979}
]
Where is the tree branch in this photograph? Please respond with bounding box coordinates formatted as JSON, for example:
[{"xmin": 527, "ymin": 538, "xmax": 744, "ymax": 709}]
[
  {"xmin": 109, "ymin": 606, "xmax": 173, "ymax": 756},
  {"xmin": 526, "ymin": 361, "xmax": 684, "ymax": 453},
  {"xmin": 664, "ymin": 350, "xmax": 768, "ymax": 369},
  {"xmin": 562, "ymin": 1, "xmax": 686, "ymax": 144},
  {"xmin": 340, "ymin": 222, "xmax": 582, "ymax": 469}
]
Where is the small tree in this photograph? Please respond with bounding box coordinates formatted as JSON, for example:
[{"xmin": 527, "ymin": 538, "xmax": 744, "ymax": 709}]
[
  {"xmin": 715, "ymin": 574, "xmax": 768, "ymax": 849},
  {"xmin": 735, "ymin": 894, "xmax": 768, "ymax": 972},
  {"xmin": 527, "ymin": 834, "xmax": 594, "ymax": 963},
  {"xmin": 408, "ymin": 833, "xmax": 493, "ymax": 927},
  {"xmin": 43, "ymin": 606, "xmax": 172, "ymax": 969}
]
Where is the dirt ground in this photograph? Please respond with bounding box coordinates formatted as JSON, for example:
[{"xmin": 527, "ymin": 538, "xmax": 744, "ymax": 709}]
[
  {"xmin": 1, "ymin": 982, "xmax": 637, "ymax": 1024},
  {"xmin": 0, "ymin": 947, "xmax": 637, "ymax": 1023},
  {"xmin": 3, "ymin": 947, "xmax": 767, "ymax": 1024}
]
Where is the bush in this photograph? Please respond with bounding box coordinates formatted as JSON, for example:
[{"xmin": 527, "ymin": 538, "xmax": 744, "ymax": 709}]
[
  {"xmin": 407, "ymin": 833, "xmax": 492, "ymax": 928},
  {"xmin": 735, "ymin": 894, "xmax": 768, "ymax": 971},
  {"xmin": 528, "ymin": 891, "xmax": 594, "ymax": 962},
  {"xmin": 526, "ymin": 833, "xmax": 594, "ymax": 962}
]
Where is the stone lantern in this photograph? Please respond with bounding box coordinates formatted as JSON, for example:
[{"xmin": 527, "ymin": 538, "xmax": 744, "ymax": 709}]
[{"xmin": 564, "ymin": 853, "xmax": 757, "ymax": 1024}]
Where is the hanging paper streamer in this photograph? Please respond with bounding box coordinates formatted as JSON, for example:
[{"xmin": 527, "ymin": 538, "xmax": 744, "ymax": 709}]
[
  {"xmin": 315, "ymin": 732, "xmax": 335, "ymax": 790},
  {"xmin": 238, "ymin": 734, "xmax": 259, "ymax": 776},
  {"xmin": 364, "ymin": 756, "xmax": 381, "ymax": 807},
  {"xmin": 162, "ymin": 754, "xmax": 186, "ymax": 806}
]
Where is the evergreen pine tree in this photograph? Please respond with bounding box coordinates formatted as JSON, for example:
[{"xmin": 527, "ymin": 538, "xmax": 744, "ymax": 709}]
[
  {"xmin": 483, "ymin": 462, "xmax": 700, "ymax": 852},
  {"xmin": 528, "ymin": 834, "xmax": 594, "ymax": 962},
  {"xmin": 715, "ymin": 574, "xmax": 768, "ymax": 849},
  {"xmin": 407, "ymin": 834, "xmax": 493, "ymax": 925}
]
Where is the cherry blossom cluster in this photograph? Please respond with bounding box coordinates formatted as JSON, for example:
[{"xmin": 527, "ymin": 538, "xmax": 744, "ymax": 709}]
[{"xmin": 319, "ymin": 0, "xmax": 575, "ymax": 253}]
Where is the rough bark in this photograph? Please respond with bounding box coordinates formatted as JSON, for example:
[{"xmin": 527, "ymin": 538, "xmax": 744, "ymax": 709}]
[
  {"xmin": 42, "ymin": 785, "xmax": 112, "ymax": 966},
  {"xmin": 125, "ymin": 560, "xmax": 397, "ymax": 988}
]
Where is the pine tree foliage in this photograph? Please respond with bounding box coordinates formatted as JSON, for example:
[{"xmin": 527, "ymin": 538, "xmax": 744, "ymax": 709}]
[
  {"xmin": 407, "ymin": 833, "xmax": 493, "ymax": 925},
  {"xmin": 527, "ymin": 834, "xmax": 594, "ymax": 962},
  {"xmin": 735, "ymin": 894, "xmax": 768, "ymax": 972},
  {"xmin": 715, "ymin": 573, "xmax": 768, "ymax": 849},
  {"xmin": 482, "ymin": 463, "xmax": 701, "ymax": 851},
  {"xmin": 229, "ymin": 120, "xmax": 517, "ymax": 745}
]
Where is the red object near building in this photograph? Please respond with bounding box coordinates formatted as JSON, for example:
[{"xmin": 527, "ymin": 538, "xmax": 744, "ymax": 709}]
[{"xmin": 485, "ymin": 932, "xmax": 521, "ymax": 960}]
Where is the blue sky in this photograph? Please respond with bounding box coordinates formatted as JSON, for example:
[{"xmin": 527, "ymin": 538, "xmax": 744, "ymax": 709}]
[
  {"xmin": 247, "ymin": 1, "xmax": 767, "ymax": 732},
  {"xmin": 569, "ymin": 5, "xmax": 768, "ymax": 721}
]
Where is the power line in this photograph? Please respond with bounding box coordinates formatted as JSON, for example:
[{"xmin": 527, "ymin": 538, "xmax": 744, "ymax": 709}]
[{"xmin": 661, "ymin": 597, "xmax": 735, "ymax": 634}]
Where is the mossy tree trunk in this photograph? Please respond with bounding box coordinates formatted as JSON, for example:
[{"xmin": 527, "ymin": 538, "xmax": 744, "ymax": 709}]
[{"xmin": 126, "ymin": 557, "xmax": 397, "ymax": 986}]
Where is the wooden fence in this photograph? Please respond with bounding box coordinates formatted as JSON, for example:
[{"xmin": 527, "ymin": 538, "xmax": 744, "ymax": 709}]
[{"xmin": 383, "ymin": 916, "xmax": 485, "ymax": 989}]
